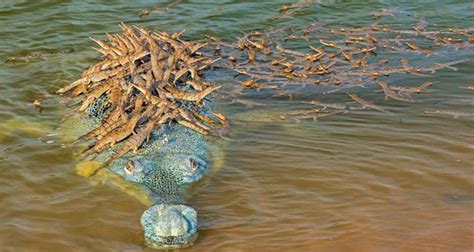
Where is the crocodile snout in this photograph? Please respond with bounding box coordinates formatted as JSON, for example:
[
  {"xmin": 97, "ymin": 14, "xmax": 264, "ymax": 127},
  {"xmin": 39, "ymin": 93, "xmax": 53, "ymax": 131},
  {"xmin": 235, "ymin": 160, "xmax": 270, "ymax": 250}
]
[{"xmin": 141, "ymin": 204, "xmax": 198, "ymax": 249}]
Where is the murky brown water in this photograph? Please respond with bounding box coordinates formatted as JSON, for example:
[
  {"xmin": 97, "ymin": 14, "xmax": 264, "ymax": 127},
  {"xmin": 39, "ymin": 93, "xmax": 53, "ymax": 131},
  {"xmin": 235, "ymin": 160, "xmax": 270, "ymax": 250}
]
[{"xmin": 1, "ymin": 1, "xmax": 473, "ymax": 251}]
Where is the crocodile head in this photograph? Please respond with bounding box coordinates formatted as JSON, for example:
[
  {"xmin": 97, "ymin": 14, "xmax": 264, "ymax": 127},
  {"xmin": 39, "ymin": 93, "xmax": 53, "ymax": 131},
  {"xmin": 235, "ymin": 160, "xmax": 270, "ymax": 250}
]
[{"xmin": 111, "ymin": 154, "xmax": 209, "ymax": 248}]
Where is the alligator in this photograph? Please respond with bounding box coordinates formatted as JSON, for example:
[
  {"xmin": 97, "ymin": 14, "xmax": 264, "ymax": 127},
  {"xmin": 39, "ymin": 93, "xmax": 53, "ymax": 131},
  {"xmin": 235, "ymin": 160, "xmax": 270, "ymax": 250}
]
[
  {"xmin": 62, "ymin": 94, "xmax": 221, "ymax": 249},
  {"xmin": 57, "ymin": 23, "xmax": 225, "ymax": 249}
]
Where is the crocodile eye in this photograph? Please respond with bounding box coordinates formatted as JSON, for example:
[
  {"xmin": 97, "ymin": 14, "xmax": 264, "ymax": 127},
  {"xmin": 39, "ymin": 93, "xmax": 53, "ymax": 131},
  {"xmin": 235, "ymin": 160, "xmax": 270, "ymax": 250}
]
[
  {"xmin": 190, "ymin": 159, "xmax": 198, "ymax": 171},
  {"xmin": 124, "ymin": 161, "xmax": 134, "ymax": 175}
]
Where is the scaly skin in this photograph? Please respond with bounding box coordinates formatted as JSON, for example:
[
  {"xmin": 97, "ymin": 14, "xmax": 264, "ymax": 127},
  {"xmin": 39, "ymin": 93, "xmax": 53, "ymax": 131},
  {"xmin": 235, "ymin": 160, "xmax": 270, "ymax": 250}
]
[
  {"xmin": 110, "ymin": 145, "xmax": 207, "ymax": 248},
  {"xmin": 108, "ymin": 123, "xmax": 209, "ymax": 248},
  {"xmin": 69, "ymin": 96, "xmax": 216, "ymax": 248},
  {"xmin": 58, "ymin": 24, "xmax": 225, "ymax": 248}
]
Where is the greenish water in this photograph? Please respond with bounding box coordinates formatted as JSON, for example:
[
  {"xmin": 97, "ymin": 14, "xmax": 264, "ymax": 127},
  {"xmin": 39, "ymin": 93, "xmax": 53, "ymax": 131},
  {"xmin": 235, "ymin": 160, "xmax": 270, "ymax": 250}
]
[{"xmin": 1, "ymin": 1, "xmax": 473, "ymax": 251}]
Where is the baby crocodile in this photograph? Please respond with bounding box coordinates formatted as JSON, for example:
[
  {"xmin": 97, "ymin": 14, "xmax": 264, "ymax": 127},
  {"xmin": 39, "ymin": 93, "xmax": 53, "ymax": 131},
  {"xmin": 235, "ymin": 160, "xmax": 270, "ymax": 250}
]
[
  {"xmin": 347, "ymin": 93, "xmax": 389, "ymax": 113},
  {"xmin": 424, "ymin": 110, "xmax": 474, "ymax": 119}
]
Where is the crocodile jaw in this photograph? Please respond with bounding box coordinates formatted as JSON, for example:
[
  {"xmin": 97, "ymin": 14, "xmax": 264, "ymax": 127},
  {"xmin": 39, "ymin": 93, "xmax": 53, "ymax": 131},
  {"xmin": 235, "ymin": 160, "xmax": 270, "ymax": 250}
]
[{"xmin": 140, "ymin": 204, "xmax": 198, "ymax": 249}]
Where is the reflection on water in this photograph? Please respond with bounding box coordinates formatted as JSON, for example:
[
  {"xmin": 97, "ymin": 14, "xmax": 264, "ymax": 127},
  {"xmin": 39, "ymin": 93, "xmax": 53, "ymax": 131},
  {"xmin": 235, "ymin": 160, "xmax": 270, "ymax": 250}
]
[{"xmin": 0, "ymin": 1, "xmax": 473, "ymax": 251}]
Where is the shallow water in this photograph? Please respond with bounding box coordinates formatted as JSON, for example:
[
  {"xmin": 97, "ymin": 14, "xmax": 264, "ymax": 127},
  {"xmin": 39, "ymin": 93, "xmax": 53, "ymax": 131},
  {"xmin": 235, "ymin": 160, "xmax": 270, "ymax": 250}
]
[{"xmin": 1, "ymin": 1, "xmax": 473, "ymax": 251}]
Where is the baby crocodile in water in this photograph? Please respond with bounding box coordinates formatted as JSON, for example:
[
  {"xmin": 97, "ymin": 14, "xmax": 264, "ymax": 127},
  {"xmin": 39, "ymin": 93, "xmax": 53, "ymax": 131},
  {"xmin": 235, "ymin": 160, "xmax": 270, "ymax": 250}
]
[
  {"xmin": 424, "ymin": 110, "xmax": 474, "ymax": 119},
  {"xmin": 347, "ymin": 93, "xmax": 389, "ymax": 113}
]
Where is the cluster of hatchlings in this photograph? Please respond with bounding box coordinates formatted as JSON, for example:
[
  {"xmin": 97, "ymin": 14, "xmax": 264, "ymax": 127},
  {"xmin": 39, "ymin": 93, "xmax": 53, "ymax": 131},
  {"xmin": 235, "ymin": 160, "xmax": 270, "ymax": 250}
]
[{"xmin": 57, "ymin": 23, "xmax": 226, "ymax": 170}]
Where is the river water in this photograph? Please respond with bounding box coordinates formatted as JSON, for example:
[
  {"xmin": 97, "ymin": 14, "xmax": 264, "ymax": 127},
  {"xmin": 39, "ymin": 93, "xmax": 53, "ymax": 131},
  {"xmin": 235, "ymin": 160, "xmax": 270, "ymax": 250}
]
[{"xmin": 0, "ymin": 1, "xmax": 473, "ymax": 251}]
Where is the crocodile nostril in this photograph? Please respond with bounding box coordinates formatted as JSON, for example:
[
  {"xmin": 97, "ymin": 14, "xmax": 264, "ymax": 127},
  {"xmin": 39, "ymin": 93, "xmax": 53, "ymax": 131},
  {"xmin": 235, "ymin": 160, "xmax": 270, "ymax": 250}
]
[
  {"xmin": 190, "ymin": 158, "xmax": 198, "ymax": 171},
  {"xmin": 163, "ymin": 236, "xmax": 176, "ymax": 245}
]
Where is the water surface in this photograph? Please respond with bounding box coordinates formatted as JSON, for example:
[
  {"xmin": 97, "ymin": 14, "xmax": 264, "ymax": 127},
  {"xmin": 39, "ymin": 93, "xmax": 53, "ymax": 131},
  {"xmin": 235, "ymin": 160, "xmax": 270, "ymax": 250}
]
[{"xmin": 0, "ymin": 1, "xmax": 473, "ymax": 251}]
